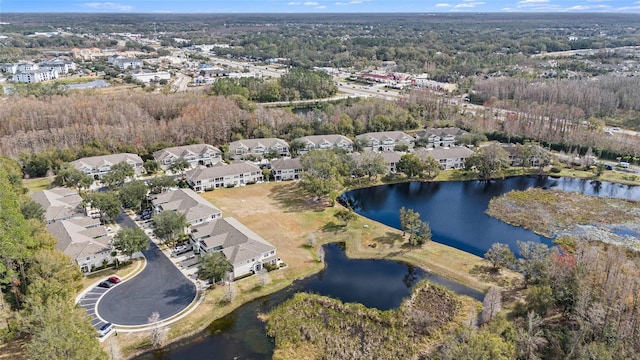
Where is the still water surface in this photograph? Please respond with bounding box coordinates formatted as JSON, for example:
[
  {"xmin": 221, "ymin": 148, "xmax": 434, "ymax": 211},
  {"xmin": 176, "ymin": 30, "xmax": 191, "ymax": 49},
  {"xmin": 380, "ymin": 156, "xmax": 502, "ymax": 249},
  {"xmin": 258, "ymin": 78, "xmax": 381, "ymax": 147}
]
[
  {"xmin": 342, "ymin": 176, "xmax": 640, "ymax": 256},
  {"xmin": 142, "ymin": 176, "xmax": 639, "ymax": 359}
]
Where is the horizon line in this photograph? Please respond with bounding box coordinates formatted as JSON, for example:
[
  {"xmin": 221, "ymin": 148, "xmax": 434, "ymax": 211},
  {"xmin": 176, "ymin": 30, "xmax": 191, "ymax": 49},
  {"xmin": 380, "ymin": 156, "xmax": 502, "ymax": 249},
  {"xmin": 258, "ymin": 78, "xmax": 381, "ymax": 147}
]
[{"xmin": 1, "ymin": 11, "xmax": 640, "ymax": 14}]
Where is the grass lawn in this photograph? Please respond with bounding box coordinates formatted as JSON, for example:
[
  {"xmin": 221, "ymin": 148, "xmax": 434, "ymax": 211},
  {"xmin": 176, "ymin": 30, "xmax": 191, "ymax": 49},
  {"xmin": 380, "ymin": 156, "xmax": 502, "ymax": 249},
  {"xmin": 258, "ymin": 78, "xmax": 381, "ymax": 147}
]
[
  {"xmin": 115, "ymin": 181, "xmax": 498, "ymax": 358},
  {"xmin": 22, "ymin": 177, "xmax": 53, "ymax": 194}
]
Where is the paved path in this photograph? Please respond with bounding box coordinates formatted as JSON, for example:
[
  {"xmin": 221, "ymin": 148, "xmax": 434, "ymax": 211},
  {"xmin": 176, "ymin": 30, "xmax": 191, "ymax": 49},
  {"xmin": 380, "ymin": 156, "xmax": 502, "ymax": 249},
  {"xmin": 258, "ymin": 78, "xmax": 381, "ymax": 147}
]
[{"xmin": 95, "ymin": 214, "xmax": 197, "ymax": 326}]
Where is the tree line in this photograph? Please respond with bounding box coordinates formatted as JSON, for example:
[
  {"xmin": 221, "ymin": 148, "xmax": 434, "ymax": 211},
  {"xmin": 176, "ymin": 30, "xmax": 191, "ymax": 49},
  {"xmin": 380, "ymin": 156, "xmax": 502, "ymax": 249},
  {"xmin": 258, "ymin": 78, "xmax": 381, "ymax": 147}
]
[
  {"xmin": 211, "ymin": 68, "xmax": 337, "ymax": 103},
  {"xmin": 0, "ymin": 157, "xmax": 106, "ymax": 359}
]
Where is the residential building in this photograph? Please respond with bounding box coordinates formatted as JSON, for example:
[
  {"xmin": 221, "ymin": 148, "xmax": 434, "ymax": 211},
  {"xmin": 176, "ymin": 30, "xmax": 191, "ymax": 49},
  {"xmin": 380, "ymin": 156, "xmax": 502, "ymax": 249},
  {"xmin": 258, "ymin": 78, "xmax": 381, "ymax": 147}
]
[
  {"xmin": 1, "ymin": 63, "xmax": 18, "ymax": 74},
  {"xmin": 228, "ymin": 138, "xmax": 290, "ymax": 160},
  {"xmin": 40, "ymin": 58, "xmax": 77, "ymax": 74},
  {"xmin": 186, "ymin": 162, "xmax": 263, "ymax": 192},
  {"xmin": 351, "ymin": 151, "xmax": 403, "ymax": 174},
  {"xmin": 270, "ymin": 158, "xmax": 303, "ymax": 181},
  {"xmin": 70, "ymin": 153, "xmax": 144, "ymax": 179},
  {"xmin": 414, "ymin": 147, "xmax": 475, "ymax": 170},
  {"xmin": 414, "ymin": 127, "xmax": 469, "ymax": 148},
  {"xmin": 46, "ymin": 217, "xmax": 113, "ymax": 273},
  {"xmin": 294, "ymin": 135, "xmax": 353, "ymax": 153},
  {"xmin": 356, "ymin": 131, "xmax": 414, "ymax": 152},
  {"xmin": 153, "ymin": 144, "xmax": 222, "ymax": 169},
  {"xmin": 14, "ymin": 69, "xmax": 59, "ymax": 83},
  {"xmin": 501, "ymin": 143, "xmax": 546, "ymax": 167},
  {"xmin": 150, "ymin": 188, "xmax": 222, "ymax": 226},
  {"xmin": 108, "ymin": 56, "xmax": 143, "ymax": 70},
  {"xmin": 17, "ymin": 63, "xmax": 39, "ymax": 73},
  {"xmin": 190, "ymin": 217, "xmax": 278, "ymax": 279},
  {"xmin": 31, "ymin": 187, "xmax": 83, "ymax": 224}
]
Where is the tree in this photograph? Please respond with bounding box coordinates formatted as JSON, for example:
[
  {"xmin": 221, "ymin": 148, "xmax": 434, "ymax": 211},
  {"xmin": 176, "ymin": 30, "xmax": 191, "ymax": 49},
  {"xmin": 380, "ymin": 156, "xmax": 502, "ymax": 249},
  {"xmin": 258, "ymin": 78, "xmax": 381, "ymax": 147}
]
[
  {"xmin": 394, "ymin": 143, "xmax": 409, "ymax": 152},
  {"xmin": 442, "ymin": 327, "xmax": 516, "ymax": 360},
  {"xmin": 198, "ymin": 252, "xmax": 233, "ymax": 285},
  {"xmin": 289, "ymin": 139, "xmax": 306, "ymax": 158},
  {"xmin": 422, "ymin": 156, "xmax": 441, "ymax": 179},
  {"xmin": 300, "ymin": 150, "xmax": 345, "ymax": 200},
  {"xmin": 20, "ymin": 199, "xmax": 45, "ymax": 222},
  {"xmin": 147, "ymin": 175, "xmax": 176, "ymax": 194},
  {"xmin": 152, "ymin": 211, "xmax": 187, "ymax": 246},
  {"xmin": 484, "ymin": 243, "xmax": 515, "ymax": 271},
  {"xmin": 113, "ymin": 227, "xmax": 149, "ymax": 259},
  {"xmin": 168, "ymin": 158, "xmax": 190, "ymax": 177},
  {"xmin": 516, "ymin": 311, "xmax": 547, "ymax": 360},
  {"xmin": 399, "ymin": 207, "xmax": 432, "ymax": 246},
  {"xmin": 119, "ymin": 180, "xmax": 148, "ymax": 211},
  {"xmin": 144, "ymin": 159, "xmax": 160, "ymax": 174},
  {"xmin": 397, "ymin": 153, "xmax": 424, "ymax": 178},
  {"xmin": 465, "ymin": 144, "xmax": 511, "ymax": 180},
  {"xmin": 334, "ymin": 208, "xmax": 357, "ymax": 226},
  {"xmin": 86, "ymin": 191, "xmax": 121, "ymax": 220},
  {"xmin": 358, "ymin": 152, "xmax": 387, "ymax": 180},
  {"xmin": 482, "ymin": 286, "xmax": 502, "ymax": 324},
  {"xmin": 148, "ymin": 311, "xmax": 168, "ymax": 348},
  {"xmin": 101, "ymin": 162, "xmax": 134, "ymax": 189},
  {"xmin": 23, "ymin": 296, "xmax": 107, "ymax": 360},
  {"xmin": 53, "ymin": 164, "xmax": 93, "ymax": 190},
  {"xmin": 516, "ymin": 241, "xmax": 553, "ymax": 287}
]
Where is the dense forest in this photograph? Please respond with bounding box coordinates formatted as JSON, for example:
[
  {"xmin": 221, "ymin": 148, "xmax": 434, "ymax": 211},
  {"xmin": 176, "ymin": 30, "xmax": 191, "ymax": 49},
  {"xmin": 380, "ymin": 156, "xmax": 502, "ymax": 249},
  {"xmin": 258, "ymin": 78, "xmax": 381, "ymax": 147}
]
[
  {"xmin": 2, "ymin": 88, "xmax": 638, "ymax": 179},
  {"xmin": 0, "ymin": 157, "xmax": 106, "ymax": 359}
]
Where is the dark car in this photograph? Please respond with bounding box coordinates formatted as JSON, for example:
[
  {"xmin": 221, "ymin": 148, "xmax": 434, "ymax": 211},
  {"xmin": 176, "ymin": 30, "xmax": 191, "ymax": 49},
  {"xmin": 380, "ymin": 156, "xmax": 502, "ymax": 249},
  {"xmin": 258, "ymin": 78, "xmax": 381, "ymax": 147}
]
[
  {"xmin": 107, "ymin": 275, "xmax": 121, "ymax": 284},
  {"xmin": 98, "ymin": 281, "xmax": 114, "ymax": 288}
]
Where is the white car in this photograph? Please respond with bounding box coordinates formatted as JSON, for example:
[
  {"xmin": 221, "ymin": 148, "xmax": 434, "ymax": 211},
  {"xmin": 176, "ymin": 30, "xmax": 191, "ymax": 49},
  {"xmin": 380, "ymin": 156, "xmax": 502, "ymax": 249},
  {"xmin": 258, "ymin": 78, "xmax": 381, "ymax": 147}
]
[{"xmin": 97, "ymin": 323, "xmax": 114, "ymax": 337}]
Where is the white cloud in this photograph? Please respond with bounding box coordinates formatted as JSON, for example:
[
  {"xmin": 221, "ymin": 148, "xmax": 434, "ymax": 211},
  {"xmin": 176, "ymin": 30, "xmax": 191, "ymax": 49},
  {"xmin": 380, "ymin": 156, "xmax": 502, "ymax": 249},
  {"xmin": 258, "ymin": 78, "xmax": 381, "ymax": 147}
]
[
  {"xmin": 453, "ymin": 1, "xmax": 484, "ymax": 8},
  {"xmin": 435, "ymin": 3, "xmax": 452, "ymax": 7},
  {"xmin": 288, "ymin": 1, "xmax": 302, "ymax": 4},
  {"xmin": 303, "ymin": 1, "xmax": 319, "ymax": 5},
  {"xmin": 82, "ymin": 2, "xmax": 133, "ymax": 11},
  {"xmin": 565, "ymin": 4, "xmax": 611, "ymax": 11},
  {"xmin": 316, "ymin": 5, "xmax": 327, "ymax": 8},
  {"xmin": 517, "ymin": 0, "xmax": 548, "ymax": 4}
]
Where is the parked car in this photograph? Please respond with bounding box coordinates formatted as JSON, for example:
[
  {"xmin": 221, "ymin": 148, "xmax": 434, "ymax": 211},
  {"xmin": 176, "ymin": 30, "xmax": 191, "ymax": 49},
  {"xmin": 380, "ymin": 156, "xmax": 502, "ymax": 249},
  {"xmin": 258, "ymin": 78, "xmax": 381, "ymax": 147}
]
[
  {"xmin": 97, "ymin": 323, "xmax": 114, "ymax": 337},
  {"xmin": 107, "ymin": 275, "xmax": 121, "ymax": 284},
  {"xmin": 171, "ymin": 244, "xmax": 191, "ymax": 256},
  {"xmin": 98, "ymin": 281, "xmax": 114, "ymax": 288}
]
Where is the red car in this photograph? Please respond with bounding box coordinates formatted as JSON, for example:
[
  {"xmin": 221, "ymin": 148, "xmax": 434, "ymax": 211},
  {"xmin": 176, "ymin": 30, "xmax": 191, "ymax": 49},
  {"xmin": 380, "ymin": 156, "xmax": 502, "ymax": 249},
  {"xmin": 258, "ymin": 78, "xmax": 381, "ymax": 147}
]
[{"xmin": 107, "ymin": 275, "xmax": 121, "ymax": 284}]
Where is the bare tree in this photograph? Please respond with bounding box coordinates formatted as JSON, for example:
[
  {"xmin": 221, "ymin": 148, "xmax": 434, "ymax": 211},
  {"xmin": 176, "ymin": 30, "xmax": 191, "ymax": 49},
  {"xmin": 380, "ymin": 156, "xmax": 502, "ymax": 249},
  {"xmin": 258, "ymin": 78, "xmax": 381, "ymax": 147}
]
[
  {"xmin": 222, "ymin": 281, "xmax": 238, "ymax": 303},
  {"xmin": 258, "ymin": 269, "xmax": 271, "ymax": 287},
  {"xmin": 317, "ymin": 246, "xmax": 325, "ymax": 263},
  {"xmin": 148, "ymin": 311, "xmax": 168, "ymax": 348},
  {"xmin": 481, "ymin": 286, "xmax": 502, "ymax": 324},
  {"xmin": 306, "ymin": 232, "xmax": 317, "ymax": 247}
]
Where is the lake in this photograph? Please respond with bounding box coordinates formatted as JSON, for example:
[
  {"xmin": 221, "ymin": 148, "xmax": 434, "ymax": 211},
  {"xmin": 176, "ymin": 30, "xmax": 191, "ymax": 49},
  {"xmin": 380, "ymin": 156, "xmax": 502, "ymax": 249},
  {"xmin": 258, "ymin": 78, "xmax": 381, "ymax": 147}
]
[{"xmin": 342, "ymin": 176, "xmax": 640, "ymax": 256}]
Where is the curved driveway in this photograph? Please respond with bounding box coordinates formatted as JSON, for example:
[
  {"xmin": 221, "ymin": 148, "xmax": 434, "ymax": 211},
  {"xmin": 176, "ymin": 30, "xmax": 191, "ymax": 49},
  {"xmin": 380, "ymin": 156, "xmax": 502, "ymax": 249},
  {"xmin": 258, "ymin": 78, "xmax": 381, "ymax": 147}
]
[{"xmin": 97, "ymin": 214, "xmax": 197, "ymax": 326}]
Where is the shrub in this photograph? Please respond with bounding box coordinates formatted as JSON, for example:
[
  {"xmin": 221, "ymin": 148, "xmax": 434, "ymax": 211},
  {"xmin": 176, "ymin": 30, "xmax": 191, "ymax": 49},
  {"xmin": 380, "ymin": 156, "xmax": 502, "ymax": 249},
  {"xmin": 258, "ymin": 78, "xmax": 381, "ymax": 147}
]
[{"xmin": 549, "ymin": 167, "xmax": 562, "ymax": 174}]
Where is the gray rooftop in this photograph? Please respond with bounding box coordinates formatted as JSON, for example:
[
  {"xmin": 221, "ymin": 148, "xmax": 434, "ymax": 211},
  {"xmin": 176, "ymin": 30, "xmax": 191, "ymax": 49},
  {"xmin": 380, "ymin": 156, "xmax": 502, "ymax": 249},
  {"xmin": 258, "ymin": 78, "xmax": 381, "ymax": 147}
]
[
  {"xmin": 151, "ymin": 188, "xmax": 221, "ymax": 224},
  {"xmin": 185, "ymin": 162, "xmax": 261, "ymax": 182},
  {"xmin": 70, "ymin": 153, "xmax": 143, "ymax": 171},
  {"xmin": 414, "ymin": 147, "xmax": 475, "ymax": 161},
  {"xmin": 153, "ymin": 144, "xmax": 221, "ymax": 163},
  {"xmin": 31, "ymin": 187, "xmax": 83, "ymax": 222},
  {"xmin": 270, "ymin": 158, "xmax": 302, "ymax": 170},
  {"xmin": 191, "ymin": 217, "xmax": 275, "ymax": 265}
]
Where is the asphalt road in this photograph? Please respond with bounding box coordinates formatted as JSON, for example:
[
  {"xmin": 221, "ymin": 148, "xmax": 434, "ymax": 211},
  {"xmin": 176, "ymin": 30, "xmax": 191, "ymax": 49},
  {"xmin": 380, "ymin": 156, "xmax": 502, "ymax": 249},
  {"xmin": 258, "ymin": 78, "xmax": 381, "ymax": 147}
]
[{"xmin": 96, "ymin": 213, "xmax": 197, "ymax": 326}]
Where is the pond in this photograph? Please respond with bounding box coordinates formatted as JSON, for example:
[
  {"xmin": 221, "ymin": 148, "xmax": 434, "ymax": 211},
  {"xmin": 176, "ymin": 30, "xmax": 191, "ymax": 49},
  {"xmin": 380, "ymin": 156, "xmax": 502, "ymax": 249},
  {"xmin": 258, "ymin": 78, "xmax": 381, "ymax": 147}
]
[
  {"xmin": 341, "ymin": 176, "xmax": 640, "ymax": 256},
  {"xmin": 137, "ymin": 243, "xmax": 482, "ymax": 360}
]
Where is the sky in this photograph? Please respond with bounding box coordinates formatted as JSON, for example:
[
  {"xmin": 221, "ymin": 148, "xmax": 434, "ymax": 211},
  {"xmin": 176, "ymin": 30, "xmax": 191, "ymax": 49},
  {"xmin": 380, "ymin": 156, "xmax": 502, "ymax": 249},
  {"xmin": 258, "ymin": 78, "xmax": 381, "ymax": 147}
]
[{"xmin": 1, "ymin": 0, "xmax": 640, "ymax": 13}]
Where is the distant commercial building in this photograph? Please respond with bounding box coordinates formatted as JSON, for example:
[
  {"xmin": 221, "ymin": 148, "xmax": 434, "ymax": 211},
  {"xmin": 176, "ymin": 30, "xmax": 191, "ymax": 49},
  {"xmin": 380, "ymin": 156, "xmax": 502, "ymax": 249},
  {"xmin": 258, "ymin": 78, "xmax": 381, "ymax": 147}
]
[
  {"xmin": 40, "ymin": 58, "xmax": 77, "ymax": 74},
  {"xmin": 131, "ymin": 70, "xmax": 171, "ymax": 84}
]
